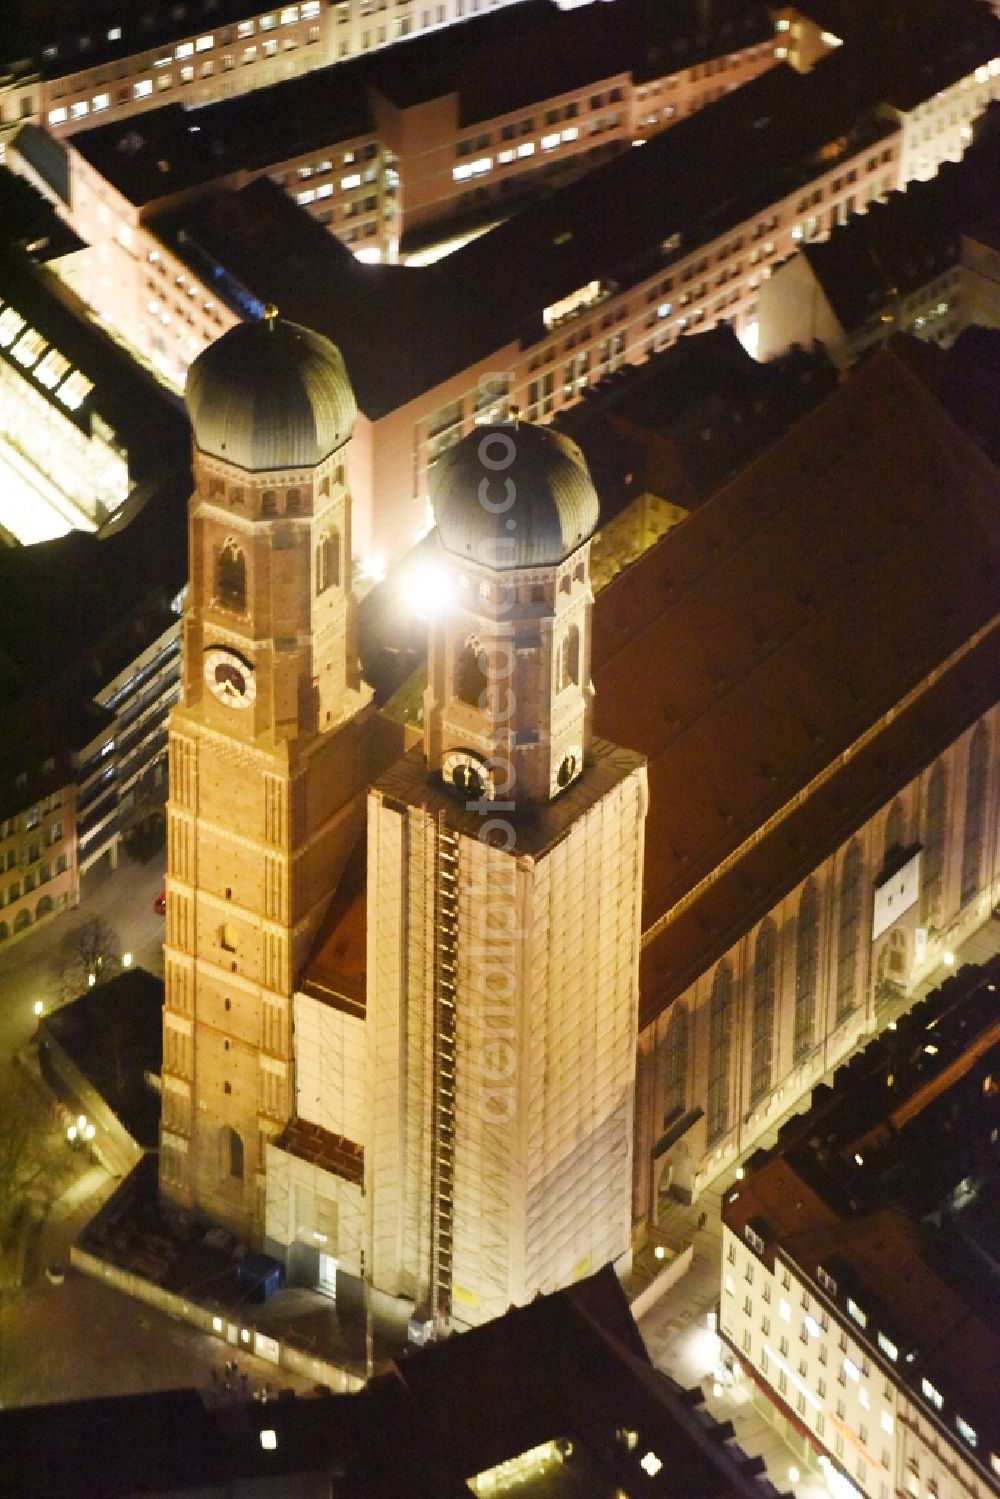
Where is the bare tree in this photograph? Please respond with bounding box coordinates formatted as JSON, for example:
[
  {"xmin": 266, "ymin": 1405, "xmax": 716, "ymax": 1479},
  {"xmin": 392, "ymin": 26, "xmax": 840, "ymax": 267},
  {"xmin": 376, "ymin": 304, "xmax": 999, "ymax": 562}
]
[
  {"xmin": 0, "ymin": 1090, "xmax": 66, "ymax": 1250},
  {"xmin": 54, "ymin": 916, "xmax": 122, "ymax": 1002}
]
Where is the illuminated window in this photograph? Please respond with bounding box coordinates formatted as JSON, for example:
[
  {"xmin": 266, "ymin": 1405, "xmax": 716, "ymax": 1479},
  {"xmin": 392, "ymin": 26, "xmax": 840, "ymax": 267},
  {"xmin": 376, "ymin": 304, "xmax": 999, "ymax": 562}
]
[
  {"xmin": 70, "ymin": 100, "xmax": 89, "ymax": 119},
  {"xmin": 280, "ymin": 4, "xmax": 299, "ymax": 20},
  {"xmin": 956, "ymin": 1417, "xmax": 977, "ymax": 1448},
  {"xmin": 196, "ymin": 33, "xmax": 214, "ymax": 50},
  {"xmin": 237, "ymin": 19, "xmax": 254, "ymax": 36},
  {"xmin": 34, "ymin": 348, "xmax": 71, "ymax": 389},
  {"xmin": 48, "ymin": 107, "xmax": 68, "ymax": 125},
  {"xmin": 175, "ymin": 40, "xmax": 194, "ymax": 58},
  {"xmin": 0, "ymin": 308, "xmax": 25, "ymax": 346},
  {"xmin": 517, "ymin": 141, "xmax": 535, "ymax": 158},
  {"xmin": 56, "ymin": 370, "xmax": 94, "ymax": 410},
  {"xmin": 92, "ymin": 92, "xmax": 110, "ymax": 111},
  {"xmin": 11, "ymin": 328, "xmax": 47, "ymax": 368},
  {"xmin": 134, "ymin": 79, "xmax": 153, "ymax": 98},
  {"xmin": 341, "ymin": 172, "xmax": 361, "ymax": 190},
  {"xmin": 541, "ymin": 132, "xmax": 560, "ymax": 151}
]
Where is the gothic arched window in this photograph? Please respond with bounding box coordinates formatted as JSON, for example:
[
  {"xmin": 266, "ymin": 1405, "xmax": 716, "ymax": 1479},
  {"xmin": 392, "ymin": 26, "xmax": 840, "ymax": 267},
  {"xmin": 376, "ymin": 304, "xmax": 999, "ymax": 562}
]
[
  {"xmin": 707, "ymin": 960, "xmax": 733, "ymax": 1142},
  {"xmin": 750, "ymin": 918, "xmax": 777, "ymax": 1105},
  {"xmin": 960, "ymin": 720, "xmax": 989, "ymax": 906},
  {"xmin": 223, "ymin": 1125, "xmax": 243, "ymax": 1180},
  {"xmin": 884, "ymin": 797, "xmax": 905, "ymax": 863},
  {"xmin": 557, "ymin": 624, "xmax": 580, "ymax": 693},
  {"xmin": 921, "ymin": 761, "xmax": 947, "ymax": 923},
  {"xmin": 215, "ymin": 541, "xmax": 246, "ymax": 612},
  {"xmin": 836, "ymin": 839, "xmax": 863, "ymax": 1023},
  {"xmin": 794, "ymin": 880, "xmax": 820, "ymax": 1063},
  {"xmin": 455, "ymin": 636, "xmax": 488, "ymax": 708},
  {"xmin": 661, "ymin": 1004, "xmax": 688, "ymax": 1122},
  {"xmin": 316, "ymin": 529, "xmax": 340, "ymax": 594}
]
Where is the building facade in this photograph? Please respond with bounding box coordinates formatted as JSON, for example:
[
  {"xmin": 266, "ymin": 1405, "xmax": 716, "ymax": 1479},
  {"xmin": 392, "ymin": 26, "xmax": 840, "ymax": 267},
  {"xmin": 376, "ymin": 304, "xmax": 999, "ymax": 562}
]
[
  {"xmin": 719, "ymin": 956, "xmax": 1000, "ymax": 1499},
  {"xmin": 25, "ymin": 26, "xmax": 998, "ymax": 571},
  {"xmin": 160, "ymin": 316, "xmax": 375, "ymax": 1234},
  {"xmin": 263, "ymin": 419, "xmax": 648, "ymax": 1328},
  {"xmin": 0, "ymin": 0, "xmax": 529, "ymax": 144},
  {"xmin": 161, "ymin": 315, "xmax": 1000, "ymax": 1329}
]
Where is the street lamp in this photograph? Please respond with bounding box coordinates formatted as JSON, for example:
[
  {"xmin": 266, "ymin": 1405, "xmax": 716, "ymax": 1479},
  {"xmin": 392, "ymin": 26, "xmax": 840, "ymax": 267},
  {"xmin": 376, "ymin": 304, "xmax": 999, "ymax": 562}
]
[{"xmin": 33, "ymin": 1000, "xmax": 44, "ymax": 1017}]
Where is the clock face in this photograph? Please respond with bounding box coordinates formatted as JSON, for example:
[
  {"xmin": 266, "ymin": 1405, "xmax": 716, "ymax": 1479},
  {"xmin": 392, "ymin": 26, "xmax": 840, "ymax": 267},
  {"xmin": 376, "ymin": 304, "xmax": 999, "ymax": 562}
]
[
  {"xmin": 204, "ymin": 647, "xmax": 256, "ymax": 709},
  {"xmin": 554, "ymin": 745, "xmax": 582, "ymax": 795},
  {"xmin": 441, "ymin": 748, "xmax": 494, "ymax": 801}
]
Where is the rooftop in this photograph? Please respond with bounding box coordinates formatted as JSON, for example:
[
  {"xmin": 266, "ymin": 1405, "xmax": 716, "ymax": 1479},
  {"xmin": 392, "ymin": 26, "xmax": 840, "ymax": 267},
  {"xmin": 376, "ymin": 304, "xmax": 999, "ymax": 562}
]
[
  {"xmin": 165, "ymin": 57, "xmax": 896, "ymax": 418},
  {"xmin": 723, "ymin": 953, "xmax": 1000, "ymax": 1462},
  {"xmin": 370, "ymin": 735, "xmax": 645, "ymax": 860},
  {"xmin": 275, "ymin": 1117, "xmax": 364, "ymax": 1186},
  {"xmin": 795, "ymin": 120, "xmax": 1000, "ymax": 332},
  {"xmin": 0, "ymin": 1263, "xmax": 794, "ymax": 1499},
  {"xmin": 587, "ymin": 337, "xmax": 1000, "ymax": 1027},
  {"xmin": 553, "ymin": 328, "xmax": 839, "ymax": 525},
  {"xmin": 38, "ymin": 968, "xmax": 164, "ymax": 1147},
  {"xmin": 64, "ymin": 0, "xmax": 773, "ymax": 208}
]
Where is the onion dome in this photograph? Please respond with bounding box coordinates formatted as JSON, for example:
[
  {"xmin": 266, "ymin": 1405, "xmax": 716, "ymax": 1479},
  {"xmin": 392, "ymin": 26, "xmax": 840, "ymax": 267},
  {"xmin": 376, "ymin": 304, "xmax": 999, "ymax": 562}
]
[
  {"xmin": 185, "ymin": 311, "xmax": 356, "ymax": 471},
  {"xmin": 431, "ymin": 420, "xmax": 599, "ymax": 569}
]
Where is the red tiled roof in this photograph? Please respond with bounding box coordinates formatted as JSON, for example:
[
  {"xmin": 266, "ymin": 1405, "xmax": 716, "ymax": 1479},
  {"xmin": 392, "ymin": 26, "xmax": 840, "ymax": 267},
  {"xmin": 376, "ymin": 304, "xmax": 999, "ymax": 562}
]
[
  {"xmin": 276, "ymin": 1116, "xmax": 364, "ymax": 1185},
  {"xmin": 592, "ymin": 342, "xmax": 1000, "ymax": 1028}
]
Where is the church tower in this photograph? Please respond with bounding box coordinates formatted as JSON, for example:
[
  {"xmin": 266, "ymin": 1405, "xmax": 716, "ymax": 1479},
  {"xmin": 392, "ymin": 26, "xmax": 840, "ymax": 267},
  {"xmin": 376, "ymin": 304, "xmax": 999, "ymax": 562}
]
[
  {"xmin": 160, "ymin": 314, "xmax": 372, "ymax": 1237},
  {"xmin": 367, "ymin": 421, "xmax": 647, "ymax": 1330}
]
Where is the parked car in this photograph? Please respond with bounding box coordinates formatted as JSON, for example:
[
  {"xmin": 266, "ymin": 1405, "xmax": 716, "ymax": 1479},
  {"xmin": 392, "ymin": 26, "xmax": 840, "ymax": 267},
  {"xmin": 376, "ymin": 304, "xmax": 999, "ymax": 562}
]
[{"xmin": 154, "ymin": 889, "xmax": 167, "ymax": 915}]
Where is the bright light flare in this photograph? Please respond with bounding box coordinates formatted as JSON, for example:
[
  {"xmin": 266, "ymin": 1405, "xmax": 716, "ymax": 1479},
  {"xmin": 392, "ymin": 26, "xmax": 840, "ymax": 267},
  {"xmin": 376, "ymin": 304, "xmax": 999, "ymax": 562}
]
[{"xmin": 402, "ymin": 561, "xmax": 452, "ymax": 620}]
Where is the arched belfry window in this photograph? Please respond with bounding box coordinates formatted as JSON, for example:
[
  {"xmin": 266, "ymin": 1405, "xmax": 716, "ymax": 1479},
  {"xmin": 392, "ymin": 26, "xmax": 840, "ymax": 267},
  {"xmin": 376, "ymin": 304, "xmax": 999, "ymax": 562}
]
[
  {"xmin": 557, "ymin": 624, "xmax": 580, "ymax": 693},
  {"xmin": 215, "ymin": 541, "xmax": 246, "ymax": 612},
  {"xmin": 223, "ymin": 1125, "xmax": 243, "ymax": 1180},
  {"xmin": 750, "ymin": 918, "xmax": 777, "ymax": 1105},
  {"xmin": 455, "ymin": 636, "xmax": 489, "ymax": 708},
  {"xmin": 317, "ymin": 529, "xmax": 340, "ymax": 594},
  {"xmin": 794, "ymin": 879, "xmax": 820, "ymax": 1063},
  {"xmin": 706, "ymin": 960, "xmax": 733, "ymax": 1142},
  {"xmin": 286, "ymin": 488, "xmax": 302, "ymax": 515}
]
